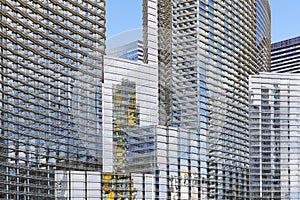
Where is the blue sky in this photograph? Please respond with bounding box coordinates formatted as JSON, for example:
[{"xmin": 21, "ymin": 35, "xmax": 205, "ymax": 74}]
[
  {"xmin": 106, "ymin": 1, "xmax": 300, "ymax": 42},
  {"xmin": 271, "ymin": 0, "xmax": 300, "ymax": 42},
  {"xmin": 106, "ymin": 0, "xmax": 142, "ymax": 38}
]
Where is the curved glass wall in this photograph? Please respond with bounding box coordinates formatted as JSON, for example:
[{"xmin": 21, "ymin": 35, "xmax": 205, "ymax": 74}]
[
  {"xmin": 0, "ymin": 1, "xmax": 105, "ymax": 199},
  {"xmin": 256, "ymin": 0, "xmax": 271, "ymax": 72},
  {"xmin": 171, "ymin": 0, "xmax": 270, "ymax": 198}
]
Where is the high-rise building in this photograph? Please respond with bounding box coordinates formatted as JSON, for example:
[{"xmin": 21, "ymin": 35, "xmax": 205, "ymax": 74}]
[
  {"xmin": 106, "ymin": 29, "xmax": 144, "ymax": 62},
  {"xmin": 127, "ymin": 125, "xmax": 205, "ymax": 200},
  {"xmin": 249, "ymin": 73, "xmax": 300, "ymax": 199},
  {"xmin": 100, "ymin": 1, "xmax": 159, "ymax": 199},
  {"xmin": 0, "ymin": 1, "xmax": 105, "ymax": 199},
  {"xmin": 107, "ymin": 40, "xmax": 144, "ymax": 62},
  {"xmin": 102, "ymin": 55, "xmax": 158, "ymax": 174},
  {"xmin": 0, "ymin": 0, "xmax": 272, "ymax": 199},
  {"xmin": 169, "ymin": 0, "xmax": 271, "ymax": 198},
  {"xmin": 256, "ymin": 0, "xmax": 271, "ymax": 72},
  {"xmin": 271, "ymin": 36, "xmax": 300, "ymax": 73}
]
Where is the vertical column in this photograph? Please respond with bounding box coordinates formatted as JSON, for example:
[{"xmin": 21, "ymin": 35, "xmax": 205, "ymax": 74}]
[
  {"xmin": 142, "ymin": 0, "xmax": 158, "ymax": 67},
  {"xmin": 157, "ymin": 0, "xmax": 173, "ymax": 126}
]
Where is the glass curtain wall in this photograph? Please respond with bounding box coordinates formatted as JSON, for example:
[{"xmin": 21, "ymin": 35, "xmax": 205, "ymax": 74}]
[
  {"xmin": 256, "ymin": 0, "xmax": 271, "ymax": 72},
  {"xmin": 170, "ymin": 0, "xmax": 270, "ymax": 198},
  {"xmin": 0, "ymin": 1, "xmax": 105, "ymax": 199},
  {"xmin": 250, "ymin": 73, "xmax": 300, "ymax": 200}
]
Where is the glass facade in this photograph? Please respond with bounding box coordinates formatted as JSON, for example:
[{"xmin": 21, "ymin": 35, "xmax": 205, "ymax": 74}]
[
  {"xmin": 169, "ymin": 0, "xmax": 270, "ymax": 199},
  {"xmin": 158, "ymin": 0, "xmax": 173, "ymax": 126},
  {"xmin": 0, "ymin": 0, "xmax": 273, "ymax": 199},
  {"xmin": 0, "ymin": 0, "xmax": 105, "ymax": 199},
  {"xmin": 271, "ymin": 36, "xmax": 300, "ymax": 73},
  {"xmin": 107, "ymin": 40, "xmax": 144, "ymax": 62},
  {"xmin": 55, "ymin": 170, "xmax": 134, "ymax": 199},
  {"xmin": 250, "ymin": 73, "xmax": 300, "ymax": 200},
  {"xmin": 127, "ymin": 126, "xmax": 204, "ymax": 200},
  {"xmin": 101, "ymin": 55, "xmax": 158, "ymax": 199},
  {"xmin": 102, "ymin": 55, "xmax": 158, "ymax": 173},
  {"xmin": 55, "ymin": 171, "xmax": 102, "ymax": 199},
  {"xmin": 256, "ymin": 0, "xmax": 271, "ymax": 72}
]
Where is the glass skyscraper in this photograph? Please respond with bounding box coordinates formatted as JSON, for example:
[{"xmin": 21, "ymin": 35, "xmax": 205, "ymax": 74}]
[
  {"xmin": 106, "ymin": 29, "xmax": 144, "ymax": 62},
  {"xmin": 169, "ymin": 0, "xmax": 271, "ymax": 198},
  {"xmin": 271, "ymin": 36, "xmax": 300, "ymax": 73},
  {"xmin": 250, "ymin": 73, "xmax": 300, "ymax": 199},
  {"xmin": 106, "ymin": 40, "xmax": 144, "ymax": 62},
  {"xmin": 101, "ymin": 3, "xmax": 159, "ymax": 198},
  {"xmin": 0, "ymin": 0, "xmax": 272, "ymax": 199},
  {"xmin": 0, "ymin": 1, "xmax": 105, "ymax": 199},
  {"xmin": 256, "ymin": 0, "xmax": 271, "ymax": 72},
  {"xmin": 102, "ymin": 55, "xmax": 158, "ymax": 174}
]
